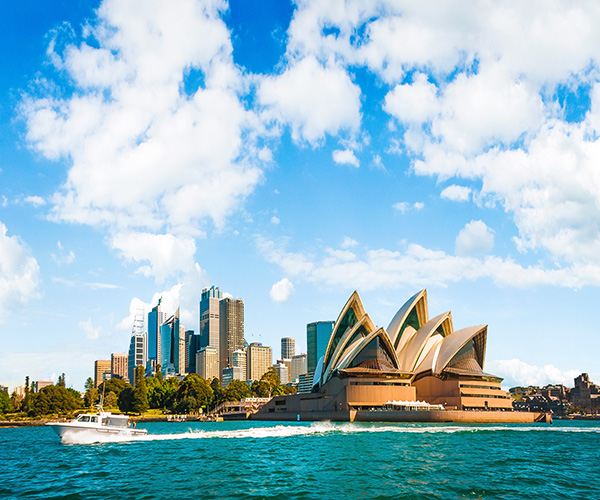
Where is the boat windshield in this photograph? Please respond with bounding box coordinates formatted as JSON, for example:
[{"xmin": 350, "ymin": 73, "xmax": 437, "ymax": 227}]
[{"xmin": 78, "ymin": 415, "xmax": 91, "ymax": 422}]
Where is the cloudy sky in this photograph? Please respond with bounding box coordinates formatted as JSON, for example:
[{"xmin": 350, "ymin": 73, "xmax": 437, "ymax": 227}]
[{"xmin": 1, "ymin": 0, "xmax": 599, "ymax": 391}]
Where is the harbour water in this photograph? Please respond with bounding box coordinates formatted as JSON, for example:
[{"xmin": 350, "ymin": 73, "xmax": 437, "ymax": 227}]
[{"xmin": 1, "ymin": 420, "xmax": 598, "ymax": 499}]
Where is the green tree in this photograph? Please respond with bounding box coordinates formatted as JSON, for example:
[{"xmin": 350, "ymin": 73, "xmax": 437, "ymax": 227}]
[
  {"xmin": 0, "ymin": 391, "xmax": 12, "ymax": 414},
  {"xmin": 57, "ymin": 373, "xmax": 66, "ymax": 388},
  {"xmin": 29, "ymin": 386, "xmax": 81, "ymax": 417},
  {"xmin": 175, "ymin": 374, "xmax": 213, "ymax": 412},
  {"xmin": 84, "ymin": 377, "xmax": 95, "ymax": 392},
  {"xmin": 117, "ymin": 387, "xmax": 133, "ymax": 413},
  {"xmin": 98, "ymin": 378, "xmax": 128, "ymax": 398},
  {"xmin": 104, "ymin": 391, "xmax": 117, "ymax": 408},
  {"xmin": 131, "ymin": 365, "xmax": 148, "ymax": 414},
  {"xmin": 224, "ymin": 379, "xmax": 251, "ymax": 402},
  {"xmin": 84, "ymin": 387, "xmax": 99, "ymax": 408},
  {"xmin": 155, "ymin": 365, "xmax": 163, "ymax": 383}
]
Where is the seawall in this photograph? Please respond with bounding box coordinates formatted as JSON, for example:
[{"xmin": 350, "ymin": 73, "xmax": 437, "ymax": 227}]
[{"xmin": 251, "ymin": 409, "xmax": 552, "ymax": 424}]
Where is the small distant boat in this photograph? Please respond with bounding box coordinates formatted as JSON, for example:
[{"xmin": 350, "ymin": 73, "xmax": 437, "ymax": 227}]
[{"xmin": 46, "ymin": 407, "xmax": 147, "ymax": 442}]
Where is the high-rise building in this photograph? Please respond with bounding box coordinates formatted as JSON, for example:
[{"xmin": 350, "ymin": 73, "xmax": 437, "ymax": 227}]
[
  {"xmin": 94, "ymin": 360, "xmax": 111, "ymax": 387},
  {"xmin": 222, "ymin": 366, "xmax": 245, "ymax": 388},
  {"xmin": 246, "ymin": 343, "xmax": 272, "ymax": 381},
  {"xmin": 111, "ymin": 353, "xmax": 128, "ymax": 382},
  {"xmin": 274, "ymin": 362, "xmax": 289, "ymax": 385},
  {"xmin": 232, "ymin": 349, "xmax": 247, "ymax": 379},
  {"xmin": 219, "ymin": 297, "xmax": 244, "ymax": 378},
  {"xmin": 160, "ymin": 308, "xmax": 182, "ymax": 376},
  {"xmin": 281, "ymin": 337, "xmax": 296, "ymax": 359},
  {"xmin": 128, "ymin": 333, "xmax": 147, "ymax": 385},
  {"xmin": 196, "ymin": 346, "xmax": 219, "ymax": 381},
  {"xmin": 185, "ymin": 330, "xmax": 199, "ymax": 374},
  {"xmin": 199, "ymin": 286, "xmax": 223, "ymax": 353},
  {"xmin": 307, "ymin": 321, "xmax": 334, "ymax": 373},
  {"xmin": 291, "ymin": 353, "xmax": 307, "ymax": 382},
  {"xmin": 148, "ymin": 299, "xmax": 166, "ymax": 363}
]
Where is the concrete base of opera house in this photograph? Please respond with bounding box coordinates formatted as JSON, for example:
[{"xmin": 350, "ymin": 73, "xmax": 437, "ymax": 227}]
[{"xmin": 250, "ymin": 409, "xmax": 552, "ymax": 424}]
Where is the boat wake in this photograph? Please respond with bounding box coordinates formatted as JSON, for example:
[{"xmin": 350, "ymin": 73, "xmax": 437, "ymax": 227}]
[{"xmin": 62, "ymin": 420, "xmax": 600, "ymax": 444}]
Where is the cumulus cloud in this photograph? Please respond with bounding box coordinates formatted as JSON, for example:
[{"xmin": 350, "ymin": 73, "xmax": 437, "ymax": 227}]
[
  {"xmin": 22, "ymin": 0, "xmax": 266, "ymax": 281},
  {"xmin": 281, "ymin": 1, "xmax": 600, "ymax": 278},
  {"xmin": 441, "ymin": 185, "xmax": 471, "ymax": 202},
  {"xmin": 341, "ymin": 236, "xmax": 358, "ymax": 248},
  {"xmin": 0, "ymin": 222, "xmax": 40, "ymax": 319},
  {"xmin": 23, "ymin": 195, "xmax": 46, "ymax": 207},
  {"xmin": 455, "ymin": 220, "xmax": 495, "ymax": 257},
  {"xmin": 332, "ymin": 149, "xmax": 359, "ymax": 167},
  {"xmin": 258, "ymin": 56, "xmax": 361, "ymax": 144},
  {"xmin": 269, "ymin": 277, "xmax": 295, "ymax": 302},
  {"xmin": 487, "ymin": 359, "xmax": 580, "ymax": 388},
  {"xmin": 257, "ymin": 237, "xmax": 600, "ymax": 291},
  {"xmin": 393, "ymin": 201, "xmax": 423, "ymax": 213},
  {"xmin": 384, "ymin": 73, "xmax": 438, "ymax": 124},
  {"xmin": 110, "ymin": 232, "xmax": 197, "ymax": 283}
]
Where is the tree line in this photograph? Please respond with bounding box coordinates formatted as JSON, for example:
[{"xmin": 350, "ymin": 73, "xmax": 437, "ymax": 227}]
[{"xmin": 1, "ymin": 367, "xmax": 296, "ymax": 417}]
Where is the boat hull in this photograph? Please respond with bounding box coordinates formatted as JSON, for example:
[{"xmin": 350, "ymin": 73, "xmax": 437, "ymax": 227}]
[{"xmin": 46, "ymin": 422, "xmax": 148, "ymax": 442}]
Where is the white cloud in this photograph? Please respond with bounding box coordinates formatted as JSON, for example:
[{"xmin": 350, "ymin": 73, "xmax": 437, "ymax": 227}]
[
  {"xmin": 271, "ymin": 216, "xmax": 280, "ymax": 225},
  {"xmin": 487, "ymin": 359, "xmax": 580, "ymax": 388},
  {"xmin": 384, "ymin": 73, "xmax": 438, "ymax": 123},
  {"xmin": 341, "ymin": 236, "xmax": 358, "ymax": 248},
  {"xmin": 393, "ymin": 201, "xmax": 423, "ymax": 213},
  {"xmin": 22, "ymin": 0, "xmax": 266, "ymax": 280},
  {"xmin": 110, "ymin": 232, "xmax": 197, "ymax": 283},
  {"xmin": 117, "ymin": 264, "xmax": 206, "ymax": 333},
  {"xmin": 258, "ymin": 237, "xmax": 600, "ymax": 291},
  {"xmin": 79, "ymin": 318, "xmax": 101, "ymax": 340},
  {"xmin": 24, "ymin": 195, "xmax": 46, "ymax": 207},
  {"xmin": 269, "ymin": 277, "xmax": 295, "ymax": 302},
  {"xmin": 393, "ymin": 202, "xmax": 409, "ymax": 213},
  {"xmin": 441, "ymin": 185, "xmax": 471, "ymax": 202},
  {"xmin": 0, "ymin": 222, "xmax": 40, "ymax": 319},
  {"xmin": 332, "ymin": 149, "xmax": 359, "ymax": 167},
  {"xmin": 455, "ymin": 220, "xmax": 494, "ymax": 257},
  {"xmin": 258, "ymin": 56, "xmax": 361, "ymax": 144}
]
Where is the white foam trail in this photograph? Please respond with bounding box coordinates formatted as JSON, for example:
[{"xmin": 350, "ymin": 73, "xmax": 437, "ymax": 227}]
[{"xmin": 62, "ymin": 421, "xmax": 600, "ymax": 444}]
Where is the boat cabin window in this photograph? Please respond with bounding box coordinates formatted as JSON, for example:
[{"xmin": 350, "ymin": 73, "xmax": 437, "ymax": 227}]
[
  {"xmin": 78, "ymin": 415, "xmax": 90, "ymax": 422},
  {"xmin": 90, "ymin": 416, "xmax": 98, "ymax": 423}
]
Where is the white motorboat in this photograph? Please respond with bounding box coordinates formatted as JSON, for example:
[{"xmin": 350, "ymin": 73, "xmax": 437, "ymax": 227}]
[{"xmin": 46, "ymin": 409, "xmax": 148, "ymax": 442}]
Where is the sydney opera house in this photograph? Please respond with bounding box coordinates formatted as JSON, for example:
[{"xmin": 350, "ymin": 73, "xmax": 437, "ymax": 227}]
[{"xmin": 256, "ymin": 290, "xmax": 548, "ymax": 422}]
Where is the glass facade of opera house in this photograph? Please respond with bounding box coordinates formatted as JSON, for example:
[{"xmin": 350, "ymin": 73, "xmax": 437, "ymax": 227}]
[{"xmin": 263, "ymin": 289, "xmax": 514, "ymax": 415}]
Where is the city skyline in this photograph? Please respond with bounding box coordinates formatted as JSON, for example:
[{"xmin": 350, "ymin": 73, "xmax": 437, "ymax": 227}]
[{"xmin": 2, "ymin": 0, "xmax": 600, "ymax": 391}]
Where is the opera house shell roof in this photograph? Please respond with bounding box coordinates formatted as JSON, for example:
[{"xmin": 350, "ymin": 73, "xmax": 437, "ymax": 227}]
[{"xmin": 314, "ymin": 289, "xmax": 494, "ymax": 389}]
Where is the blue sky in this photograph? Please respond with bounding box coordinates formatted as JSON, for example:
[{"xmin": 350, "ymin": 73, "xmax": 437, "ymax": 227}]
[{"xmin": 1, "ymin": 0, "xmax": 599, "ymax": 391}]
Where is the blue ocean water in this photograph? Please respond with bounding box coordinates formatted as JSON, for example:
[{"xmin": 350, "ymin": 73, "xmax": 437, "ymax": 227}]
[{"xmin": 0, "ymin": 420, "xmax": 598, "ymax": 500}]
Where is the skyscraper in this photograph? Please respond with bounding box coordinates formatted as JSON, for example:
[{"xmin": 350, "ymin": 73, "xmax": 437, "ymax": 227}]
[
  {"xmin": 219, "ymin": 297, "xmax": 244, "ymax": 378},
  {"xmin": 111, "ymin": 353, "xmax": 128, "ymax": 382},
  {"xmin": 128, "ymin": 333, "xmax": 147, "ymax": 385},
  {"xmin": 291, "ymin": 353, "xmax": 307, "ymax": 382},
  {"xmin": 246, "ymin": 343, "xmax": 272, "ymax": 381},
  {"xmin": 307, "ymin": 321, "xmax": 334, "ymax": 373},
  {"xmin": 196, "ymin": 346, "xmax": 219, "ymax": 381},
  {"xmin": 160, "ymin": 308, "xmax": 181, "ymax": 376},
  {"xmin": 281, "ymin": 337, "xmax": 296, "ymax": 359},
  {"xmin": 199, "ymin": 286, "xmax": 223, "ymax": 352},
  {"xmin": 185, "ymin": 330, "xmax": 199, "ymax": 374},
  {"xmin": 94, "ymin": 360, "xmax": 111, "ymax": 387},
  {"xmin": 148, "ymin": 299, "xmax": 165, "ymax": 364},
  {"xmin": 232, "ymin": 349, "xmax": 247, "ymax": 378}
]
